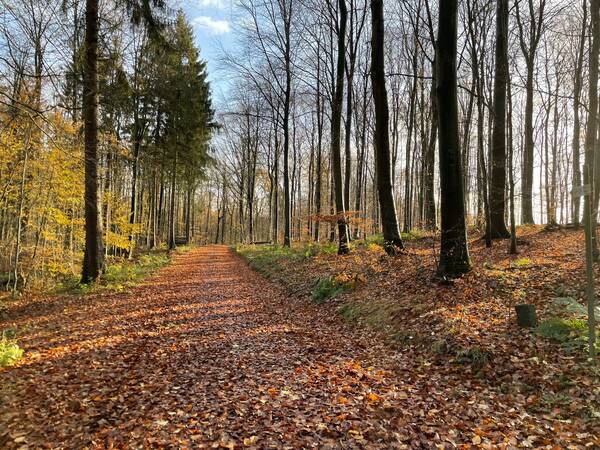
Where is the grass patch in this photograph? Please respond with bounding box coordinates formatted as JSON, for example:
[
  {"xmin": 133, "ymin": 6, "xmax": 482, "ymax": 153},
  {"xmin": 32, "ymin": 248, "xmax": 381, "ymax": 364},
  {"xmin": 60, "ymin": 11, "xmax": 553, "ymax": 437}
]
[
  {"xmin": 311, "ymin": 276, "xmax": 350, "ymax": 303},
  {"xmin": 512, "ymin": 257, "xmax": 533, "ymax": 268},
  {"xmin": 0, "ymin": 333, "xmax": 23, "ymax": 368},
  {"xmin": 237, "ymin": 244, "xmax": 303, "ymax": 275},
  {"xmin": 339, "ymin": 303, "xmax": 361, "ymax": 321},
  {"xmin": 360, "ymin": 231, "xmax": 425, "ymax": 249},
  {"xmin": 553, "ymin": 296, "xmax": 600, "ymax": 318},
  {"xmin": 455, "ymin": 346, "xmax": 491, "ymax": 369},
  {"xmin": 55, "ymin": 250, "xmax": 172, "ymax": 295},
  {"xmin": 237, "ymin": 242, "xmax": 339, "ymax": 275},
  {"xmin": 536, "ymin": 318, "xmax": 586, "ymax": 341},
  {"xmin": 536, "ymin": 318, "xmax": 595, "ymax": 354}
]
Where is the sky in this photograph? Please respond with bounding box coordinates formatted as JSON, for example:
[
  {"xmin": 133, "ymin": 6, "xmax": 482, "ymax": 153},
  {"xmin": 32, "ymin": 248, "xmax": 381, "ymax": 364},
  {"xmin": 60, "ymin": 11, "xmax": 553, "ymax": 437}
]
[{"xmin": 180, "ymin": 0, "xmax": 237, "ymax": 107}]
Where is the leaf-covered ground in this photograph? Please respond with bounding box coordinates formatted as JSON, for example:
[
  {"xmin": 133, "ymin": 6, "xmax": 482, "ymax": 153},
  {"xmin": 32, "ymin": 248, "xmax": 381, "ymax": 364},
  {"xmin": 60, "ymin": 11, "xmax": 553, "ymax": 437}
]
[{"xmin": 1, "ymin": 243, "xmax": 599, "ymax": 448}]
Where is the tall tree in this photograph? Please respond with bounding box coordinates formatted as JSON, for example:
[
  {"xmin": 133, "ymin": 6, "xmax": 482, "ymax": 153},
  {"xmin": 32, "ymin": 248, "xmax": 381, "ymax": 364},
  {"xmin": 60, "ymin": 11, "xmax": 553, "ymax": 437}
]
[
  {"xmin": 435, "ymin": 0, "xmax": 471, "ymax": 278},
  {"xmin": 490, "ymin": 0, "xmax": 511, "ymax": 238},
  {"xmin": 81, "ymin": 0, "xmax": 166, "ymax": 282},
  {"xmin": 515, "ymin": 0, "xmax": 546, "ymax": 224},
  {"xmin": 370, "ymin": 0, "xmax": 403, "ymax": 255},
  {"xmin": 330, "ymin": 0, "xmax": 350, "ymax": 255},
  {"xmin": 81, "ymin": 0, "xmax": 104, "ymax": 283},
  {"xmin": 572, "ymin": 0, "xmax": 587, "ymax": 226},
  {"xmin": 585, "ymin": 0, "xmax": 600, "ymax": 256}
]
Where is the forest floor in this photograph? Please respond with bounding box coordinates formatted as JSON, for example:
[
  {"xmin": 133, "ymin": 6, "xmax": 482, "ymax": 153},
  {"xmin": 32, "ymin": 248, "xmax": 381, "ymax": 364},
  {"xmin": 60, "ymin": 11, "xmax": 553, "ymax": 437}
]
[
  {"xmin": 236, "ymin": 226, "xmax": 600, "ymax": 448},
  {"xmin": 0, "ymin": 237, "xmax": 598, "ymax": 448}
]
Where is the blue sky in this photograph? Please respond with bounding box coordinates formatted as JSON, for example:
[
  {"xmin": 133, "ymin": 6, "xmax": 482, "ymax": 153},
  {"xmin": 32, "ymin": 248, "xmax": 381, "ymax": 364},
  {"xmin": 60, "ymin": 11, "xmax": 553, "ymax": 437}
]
[{"xmin": 180, "ymin": 0, "xmax": 237, "ymax": 105}]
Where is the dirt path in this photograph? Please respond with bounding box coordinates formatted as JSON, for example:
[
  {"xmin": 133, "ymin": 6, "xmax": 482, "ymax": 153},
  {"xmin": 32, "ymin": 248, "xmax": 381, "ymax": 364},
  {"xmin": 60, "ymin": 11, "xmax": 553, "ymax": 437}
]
[{"xmin": 0, "ymin": 246, "xmax": 593, "ymax": 448}]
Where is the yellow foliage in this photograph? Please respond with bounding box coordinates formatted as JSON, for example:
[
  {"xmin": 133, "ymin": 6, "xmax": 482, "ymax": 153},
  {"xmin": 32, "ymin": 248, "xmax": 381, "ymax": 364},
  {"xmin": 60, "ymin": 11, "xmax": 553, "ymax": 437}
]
[{"xmin": 0, "ymin": 112, "xmax": 146, "ymax": 287}]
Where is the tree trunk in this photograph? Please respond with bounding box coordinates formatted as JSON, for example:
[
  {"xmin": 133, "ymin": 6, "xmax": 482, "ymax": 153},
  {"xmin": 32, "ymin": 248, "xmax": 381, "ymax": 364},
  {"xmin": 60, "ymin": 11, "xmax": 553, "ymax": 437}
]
[
  {"xmin": 521, "ymin": 60, "xmax": 535, "ymax": 224},
  {"xmin": 490, "ymin": 0, "xmax": 511, "ymax": 238},
  {"xmin": 314, "ymin": 55, "xmax": 323, "ymax": 242},
  {"xmin": 168, "ymin": 151, "xmax": 177, "ymax": 250},
  {"xmin": 282, "ymin": 8, "xmax": 292, "ymax": 247},
  {"xmin": 508, "ymin": 78, "xmax": 518, "ymax": 254},
  {"xmin": 424, "ymin": 63, "xmax": 437, "ymax": 230},
  {"xmin": 585, "ymin": 0, "xmax": 600, "ymax": 257},
  {"xmin": 572, "ymin": 0, "xmax": 587, "ymax": 227},
  {"xmin": 435, "ymin": 0, "xmax": 471, "ymax": 279},
  {"xmin": 81, "ymin": 0, "xmax": 104, "ymax": 283},
  {"xmin": 370, "ymin": 0, "xmax": 403, "ymax": 255},
  {"xmin": 331, "ymin": 0, "xmax": 350, "ymax": 255}
]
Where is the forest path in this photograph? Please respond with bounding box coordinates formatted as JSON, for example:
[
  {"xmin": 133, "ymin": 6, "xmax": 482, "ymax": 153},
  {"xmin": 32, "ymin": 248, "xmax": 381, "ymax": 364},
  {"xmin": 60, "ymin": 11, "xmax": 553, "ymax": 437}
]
[{"xmin": 1, "ymin": 245, "xmax": 418, "ymax": 449}]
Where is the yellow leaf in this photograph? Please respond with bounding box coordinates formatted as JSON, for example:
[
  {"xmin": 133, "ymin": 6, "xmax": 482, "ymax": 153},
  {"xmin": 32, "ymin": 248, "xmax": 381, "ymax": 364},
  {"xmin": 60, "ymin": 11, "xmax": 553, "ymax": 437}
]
[{"xmin": 366, "ymin": 392, "xmax": 381, "ymax": 403}]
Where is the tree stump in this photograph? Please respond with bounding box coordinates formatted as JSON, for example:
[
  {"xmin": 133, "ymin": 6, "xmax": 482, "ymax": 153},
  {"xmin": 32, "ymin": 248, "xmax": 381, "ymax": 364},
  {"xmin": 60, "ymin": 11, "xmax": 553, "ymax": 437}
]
[{"xmin": 515, "ymin": 304, "xmax": 538, "ymax": 327}]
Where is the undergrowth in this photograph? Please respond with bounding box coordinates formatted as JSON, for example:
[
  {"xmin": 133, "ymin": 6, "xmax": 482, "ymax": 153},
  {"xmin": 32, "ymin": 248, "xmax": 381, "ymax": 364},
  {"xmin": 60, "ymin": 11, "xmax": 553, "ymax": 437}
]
[
  {"xmin": 236, "ymin": 242, "xmax": 337, "ymax": 275},
  {"xmin": 0, "ymin": 332, "xmax": 23, "ymax": 368},
  {"xmin": 311, "ymin": 276, "xmax": 350, "ymax": 303},
  {"xmin": 54, "ymin": 250, "xmax": 174, "ymax": 295},
  {"xmin": 237, "ymin": 233, "xmax": 426, "ymax": 274},
  {"xmin": 536, "ymin": 318, "xmax": 596, "ymax": 354},
  {"xmin": 358, "ymin": 231, "xmax": 426, "ymax": 248}
]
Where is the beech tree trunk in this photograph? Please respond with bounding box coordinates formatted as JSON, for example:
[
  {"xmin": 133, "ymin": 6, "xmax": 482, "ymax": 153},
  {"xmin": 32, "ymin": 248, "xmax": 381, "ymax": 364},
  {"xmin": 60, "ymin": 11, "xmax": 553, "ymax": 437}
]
[
  {"xmin": 282, "ymin": 5, "xmax": 292, "ymax": 247},
  {"xmin": 370, "ymin": 0, "xmax": 403, "ymax": 255},
  {"xmin": 490, "ymin": 0, "xmax": 510, "ymax": 238},
  {"xmin": 585, "ymin": 0, "xmax": 600, "ymax": 257},
  {"xmin": 81, "ymin": 0, "xmax": 104, "ymax": 283},
  {"xmin": 331, "ymin": 0, "xmax": 350, "ymax": 255},
  {"xmin": 572, "ymin": 0, "xmax": 587, "ymax": 226},
  {"xmin": 314, "ymin": 49, "xmax": 323, "ymax": 242},
  {"xmin": 435, "ymin": 0, "xmax": 471, "ymax": 278}
]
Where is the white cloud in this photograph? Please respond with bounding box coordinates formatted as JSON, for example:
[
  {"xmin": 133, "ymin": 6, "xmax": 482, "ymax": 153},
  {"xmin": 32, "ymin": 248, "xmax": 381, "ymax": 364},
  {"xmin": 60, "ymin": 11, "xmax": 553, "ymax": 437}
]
[
  {"xmin": 199, "ymin": 0, "xmax": 227, "ymax": 8},
  {"xmin": 192, "ymin": 15, "xmax": 231, "ymax": 35}
]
